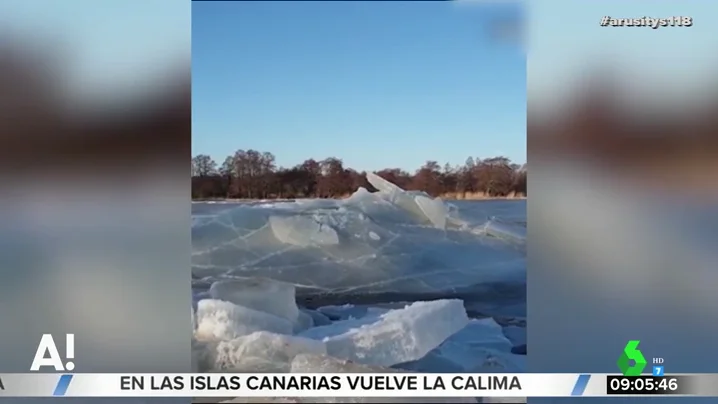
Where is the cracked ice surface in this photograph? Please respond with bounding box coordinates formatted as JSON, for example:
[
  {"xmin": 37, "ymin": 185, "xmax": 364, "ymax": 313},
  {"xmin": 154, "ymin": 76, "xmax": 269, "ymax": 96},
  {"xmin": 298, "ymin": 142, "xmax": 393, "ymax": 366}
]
[{"xmin": 192, "ymin": 174, "xmax": 525, "ymax": 298}]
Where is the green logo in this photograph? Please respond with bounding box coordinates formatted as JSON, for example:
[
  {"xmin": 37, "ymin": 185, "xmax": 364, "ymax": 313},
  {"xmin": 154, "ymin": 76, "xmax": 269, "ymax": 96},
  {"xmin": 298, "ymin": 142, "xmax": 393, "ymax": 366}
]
[{"xmin": 617, "ymin": 340, "xmax": 647, "ymax": 376}]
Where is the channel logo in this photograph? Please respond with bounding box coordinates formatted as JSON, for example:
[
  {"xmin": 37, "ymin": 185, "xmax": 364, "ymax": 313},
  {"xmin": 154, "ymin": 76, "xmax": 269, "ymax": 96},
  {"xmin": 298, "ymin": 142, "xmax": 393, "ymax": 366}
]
[{"xmin": 618, "ymin": 340, "xmax": 665, "ymax": 376}]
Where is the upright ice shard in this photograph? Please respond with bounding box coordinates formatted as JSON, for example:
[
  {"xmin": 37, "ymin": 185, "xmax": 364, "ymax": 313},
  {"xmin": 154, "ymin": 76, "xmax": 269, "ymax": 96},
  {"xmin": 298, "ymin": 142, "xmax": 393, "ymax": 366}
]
[
  {"xmin": 365, "ymin": 172, "xmax": 449, "ymax": 230},
  {"xmin": 413, "ymin": 194, "xmax": 448, "ymax": 229}
]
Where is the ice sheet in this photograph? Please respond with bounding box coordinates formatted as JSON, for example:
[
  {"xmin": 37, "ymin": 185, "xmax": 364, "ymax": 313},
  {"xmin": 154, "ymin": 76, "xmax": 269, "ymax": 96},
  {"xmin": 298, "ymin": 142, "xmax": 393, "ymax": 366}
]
[
  {"xmin": 192, "ymin": 174, "xmax": 525, "ymax": 298},
  {"xmin": 299, "ymin": 299, "xmax": 469, "ymax": 367}
]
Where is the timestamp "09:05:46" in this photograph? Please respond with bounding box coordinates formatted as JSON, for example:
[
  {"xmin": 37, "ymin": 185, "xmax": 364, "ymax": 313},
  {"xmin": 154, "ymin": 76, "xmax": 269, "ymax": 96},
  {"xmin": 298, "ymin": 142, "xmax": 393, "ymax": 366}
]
[{"xmin": 606, "ymin": 375, "xmax": 682, "ymax": 395}]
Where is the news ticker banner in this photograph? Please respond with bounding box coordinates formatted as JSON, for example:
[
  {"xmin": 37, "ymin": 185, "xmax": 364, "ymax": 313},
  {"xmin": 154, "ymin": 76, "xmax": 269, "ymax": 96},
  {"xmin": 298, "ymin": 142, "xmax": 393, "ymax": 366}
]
[{"xmin": 2, "ymin": 373, "xmax": 718, "ymax": 397}]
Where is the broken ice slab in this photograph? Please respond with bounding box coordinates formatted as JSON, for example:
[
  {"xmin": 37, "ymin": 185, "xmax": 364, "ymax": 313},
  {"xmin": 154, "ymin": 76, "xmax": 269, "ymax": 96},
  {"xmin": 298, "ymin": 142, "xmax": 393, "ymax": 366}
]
[
  {"xmin": 195, "ymin": 299, "xmax": 293, "ymax": 341},
  {"xmin": 301, "ymin": 308, "xmax": 332, "ymax": 326},
  {"xmin": 196, "ymin": 331, "xmax": 326, "ymax": 373},
  {"xmin": 366, "ymin": 172, "xmax": 447, "ymax": 230},
  {"xmin": 479, "ymin": 219, "xmax": 525, "ymax": 245},
  {"xmin": 269, "ymin": 215, "xmax": 340, "ymax": 247},
  {"xmin": 209, "ymin": 277, "xmax": 300, "ymax": 323},
  {"xmin": 395, "ymin": 318, "xmax": 525, "ymax": 373},
  {"xmin": 316, "ymin": 304, "xmax": 391, "ymax": 321},
  {"xmin": 299, "ymin": 299, "xmax": 469, "ymax": 367},
  {"xmin": 414, "ymin": 194, "xmax": 448, "ymax": 230},
  {"xmin": 293, "ymin": 310, "xmax": 314, "ymax": 334}
]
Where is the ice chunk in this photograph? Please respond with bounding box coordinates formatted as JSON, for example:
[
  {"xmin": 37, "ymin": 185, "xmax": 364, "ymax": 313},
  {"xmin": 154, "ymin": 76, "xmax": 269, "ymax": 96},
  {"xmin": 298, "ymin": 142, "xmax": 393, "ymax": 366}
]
[
  {"xmin": 199, "ymin": 331, "xmax": 326, "ymax": 373},
  {"xmin": 480, "ymin": 219, "xmax": 526, "ymax": 245},
  {"xmin": 301, "ymin": 309, "xmax": 332, "ymax": 326},
  {"xmin": 293, "ymin": 310, "xmax": 314, "ymax": 334},
  {"xmin": 414, "ymin": 194, "xmax": 447, "ymax": 230},
  {"xmin": 344, "ymin": 187, "xmax": 379, "ymax": 204},
  {"xmin": 366, "ymin": 173, "xmax": 427, "ymax": 223},
  {"xmin": 365, "ymin": 173, "xmax": 447, "ymax": 229},
  {"xmin": 195, "ymin": 299, "xmax": 292, "ymax": 341},
  {"xmin": 269, "ymin": 215, "xmax": 339, "ymax": 247},
  {"xmin": 209, "ymin": 278, "xmax": 300, "ymax": 323},
  {"xmin": 316, "ymin": 305, "xmax": 391, "ymax": 321},
  {"xmin": 300, "ymin": 300, "xmax": 469, "ymax": 367},
  {"xmin": 365, "ymin": 172, "xmax": 400, "ymax": 195},
  {"xmin": 396, "ymin": 318, "xmax": 524, "ymax": 373}
]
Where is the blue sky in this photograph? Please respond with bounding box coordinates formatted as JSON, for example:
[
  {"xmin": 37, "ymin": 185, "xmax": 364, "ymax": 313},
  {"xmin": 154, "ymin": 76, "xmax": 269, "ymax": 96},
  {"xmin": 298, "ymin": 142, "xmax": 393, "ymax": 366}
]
[{"xmin": 192, "ymin": 1, "xmax": 525, "ymax": 172}]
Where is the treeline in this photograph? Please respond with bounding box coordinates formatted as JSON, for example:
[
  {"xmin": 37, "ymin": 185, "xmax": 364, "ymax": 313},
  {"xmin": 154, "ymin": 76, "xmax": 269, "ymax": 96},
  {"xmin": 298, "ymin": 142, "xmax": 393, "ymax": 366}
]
[{"xmin": 192, "ymin": 150, "xmax": 527, "ymax": 200}]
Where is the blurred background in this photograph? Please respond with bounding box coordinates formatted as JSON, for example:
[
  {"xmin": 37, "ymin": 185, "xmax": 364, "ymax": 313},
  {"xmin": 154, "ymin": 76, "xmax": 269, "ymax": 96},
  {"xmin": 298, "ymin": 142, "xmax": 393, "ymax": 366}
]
[
  {"xmin": 0, "ymin": 0, "xmax": 191, "ymax": 398},
  {"xmin": 528, "ymin": 1, "xmax": 718, "ymax": 401}
]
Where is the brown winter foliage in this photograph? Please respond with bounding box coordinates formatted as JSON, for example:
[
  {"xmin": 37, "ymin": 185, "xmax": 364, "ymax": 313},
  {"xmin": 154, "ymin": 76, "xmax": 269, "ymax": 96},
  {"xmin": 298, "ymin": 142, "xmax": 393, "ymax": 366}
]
[{"xmin": 191, "ymin": 152, "xmax": 527, "ymax": 200}]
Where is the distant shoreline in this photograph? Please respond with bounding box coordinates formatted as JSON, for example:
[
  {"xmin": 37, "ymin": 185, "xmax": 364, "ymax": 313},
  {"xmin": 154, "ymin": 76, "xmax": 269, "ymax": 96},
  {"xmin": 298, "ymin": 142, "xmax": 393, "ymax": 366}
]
[{"xmin": 192, "ymin": 193, "xmax": 526, "ymax": 203}]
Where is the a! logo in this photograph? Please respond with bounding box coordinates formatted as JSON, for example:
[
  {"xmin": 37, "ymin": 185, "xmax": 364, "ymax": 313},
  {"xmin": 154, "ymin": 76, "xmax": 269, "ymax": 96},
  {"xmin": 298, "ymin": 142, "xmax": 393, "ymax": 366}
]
[
  {"xmin": 617, "ymin": 340, "xmax": 647, "ymax": 376},
  {"xmin": 30, "ymin": 334, "xmax": 75, "ymax": 371}
]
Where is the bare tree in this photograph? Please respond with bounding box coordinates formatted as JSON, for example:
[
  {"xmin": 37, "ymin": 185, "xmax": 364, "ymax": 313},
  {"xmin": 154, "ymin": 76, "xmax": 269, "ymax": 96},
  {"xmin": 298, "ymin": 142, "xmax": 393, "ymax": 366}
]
[{"xmin": 191, "ymin": 154, "xmax": 217, "ymax": 177}]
